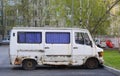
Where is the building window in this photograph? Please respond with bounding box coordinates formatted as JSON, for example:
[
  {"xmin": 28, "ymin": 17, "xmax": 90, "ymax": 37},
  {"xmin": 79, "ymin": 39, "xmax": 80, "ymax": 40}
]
[
  {"xmin": 0, "ymin": 11, "xmax": 2, "ymax": 16},
  {"xmin": 46, "ymin": 32, "xmax": 70, "ymax": 44},
  {"xmin": 34, "ymin": 10, "xmax": 37, "ymax": 16},
  {"xmin": 0, "ymin": 19, "xmax": 2, "ymax": 25},
  {"xmin": 18, "ymin": 32, "xmax": 42, "ymax": 43},
  {"xmin": 0, "ymin": 1, "xmax": 1, "ymax": 6},
  {"xmin": 35, "ymin": 20, "xmax": 37, "ymax": 27}
]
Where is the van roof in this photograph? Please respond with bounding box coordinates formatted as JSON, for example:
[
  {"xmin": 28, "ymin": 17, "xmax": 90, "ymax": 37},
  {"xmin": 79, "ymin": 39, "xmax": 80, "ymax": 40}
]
[{"xmin": 13, "ymin": 27, "xmax": 88, "ymax": 31}]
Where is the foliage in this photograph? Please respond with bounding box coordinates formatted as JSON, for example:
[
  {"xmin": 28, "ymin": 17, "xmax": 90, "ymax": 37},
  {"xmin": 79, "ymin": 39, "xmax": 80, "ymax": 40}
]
[
  {"xmin": 3, "ymin": 0, "xmax": 120, "ymax": 35},
  {"xmin": 47, "ymin": 0, "xmax": 111, "ymax": 35},
  {"xmin": 4, "ymin": 0, "xmax": 16, "ymax": 27},
  {"xmin": 15, "ymin": 0, "xmax": 33, "ymax": 26},
  {"xmin": 104, "ymin": 50, "xmax": 120, "ymax": 70}
]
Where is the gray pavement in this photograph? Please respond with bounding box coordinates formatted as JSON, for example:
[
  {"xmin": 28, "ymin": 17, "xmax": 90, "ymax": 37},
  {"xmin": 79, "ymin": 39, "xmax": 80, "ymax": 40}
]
[{"xmin": 0, "ymin": 45, "xmax": 118, "ymax": 76}]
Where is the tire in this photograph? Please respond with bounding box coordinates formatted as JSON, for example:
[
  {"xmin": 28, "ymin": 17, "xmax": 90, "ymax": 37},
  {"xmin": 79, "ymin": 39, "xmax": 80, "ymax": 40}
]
[
  {"xmin": 85, "ymin": 58, "xmax": 99, "ymax": 69},
  {"xmin": 22, "ymin": 59, "xmax": 37, "ymax": 70}
]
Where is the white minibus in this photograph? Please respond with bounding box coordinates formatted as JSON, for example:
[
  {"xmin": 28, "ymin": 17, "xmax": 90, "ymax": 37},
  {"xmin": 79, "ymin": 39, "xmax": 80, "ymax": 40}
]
[{"xmin": 9, "ymin": 27, "xmax": 103, "ymax": 70}]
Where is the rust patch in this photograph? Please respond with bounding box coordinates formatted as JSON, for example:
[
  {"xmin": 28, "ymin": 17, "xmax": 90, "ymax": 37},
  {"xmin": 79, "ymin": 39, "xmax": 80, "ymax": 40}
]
[{"xmin": 14, "ymin": 58, "xmax": 22, "ymax": 65}]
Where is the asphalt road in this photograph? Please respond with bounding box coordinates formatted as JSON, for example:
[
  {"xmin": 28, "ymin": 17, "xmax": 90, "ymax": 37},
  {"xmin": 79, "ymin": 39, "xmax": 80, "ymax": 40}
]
[{"xmin": 0, "ymin": 45, "xmax": 118, "ymax": 76}]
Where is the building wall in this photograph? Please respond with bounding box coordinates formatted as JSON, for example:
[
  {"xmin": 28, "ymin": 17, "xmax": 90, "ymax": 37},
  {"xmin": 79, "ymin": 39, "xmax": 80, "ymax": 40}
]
[
  {"xmin": 0, "ymin": 0, "xmax": 3, "ymax": 26},
  {"xmin": 109, "ymin": 0, "xmax": 120, "ymax": 36}
]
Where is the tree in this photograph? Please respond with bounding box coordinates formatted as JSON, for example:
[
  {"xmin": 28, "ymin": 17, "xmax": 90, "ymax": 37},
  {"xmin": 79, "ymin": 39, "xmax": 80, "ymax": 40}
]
[
  {"xmin": 3, "ymin": 0, "xmax": 120, "ymax": 35},
  {"xmin": 91, "ymin": 0, "xmax": 120, "ymax": 34},
  {"xmin": 46, "ymin": 0, "xmax": 110, "ymax": 34},
  {"xmin": 16, "ymin": 0, "xmax": 32, "ymax": 26}
]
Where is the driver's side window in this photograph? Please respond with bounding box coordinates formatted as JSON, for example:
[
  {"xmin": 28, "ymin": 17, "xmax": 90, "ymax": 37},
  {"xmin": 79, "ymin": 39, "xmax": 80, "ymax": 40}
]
[
  {"xmin": 75, "ymin": 32, "xmax": 91, "ymax": 45},
  {"xmin": 75, "ymin": 32, "xmax": 84, "ymax": 44}
]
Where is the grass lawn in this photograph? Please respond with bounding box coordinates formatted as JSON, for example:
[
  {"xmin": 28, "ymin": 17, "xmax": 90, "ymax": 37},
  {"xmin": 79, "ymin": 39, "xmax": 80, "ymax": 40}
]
[{"xmin": 104, "ymin": 49, "xmax": 120, "ymax": 70}]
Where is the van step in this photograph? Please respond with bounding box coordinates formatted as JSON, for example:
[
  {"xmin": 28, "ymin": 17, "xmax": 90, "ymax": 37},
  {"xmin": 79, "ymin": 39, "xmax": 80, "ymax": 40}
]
[
  {"xmin": 43, "ymin": 62, "xmax": 71, "ymax": 65},
  {"xmin": 43, "ymin": 55, "xmax": 71, "ymax": 62}
]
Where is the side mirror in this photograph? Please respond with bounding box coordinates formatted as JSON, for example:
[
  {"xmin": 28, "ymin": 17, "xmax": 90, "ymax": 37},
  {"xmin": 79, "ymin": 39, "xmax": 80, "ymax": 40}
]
[{"xmin": 84, "ymin": 39, "xmax": 93, "ymax": 47}]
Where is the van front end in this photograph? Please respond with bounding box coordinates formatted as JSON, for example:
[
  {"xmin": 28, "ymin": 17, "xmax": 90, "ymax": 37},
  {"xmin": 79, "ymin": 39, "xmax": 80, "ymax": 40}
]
[
  {"xmin": 97, "ymin": 47, "xmax": 104, "ymax": 65},
  {"xmin": 84, "ymin": 47, "xmax": 104, "ymax": 69}
]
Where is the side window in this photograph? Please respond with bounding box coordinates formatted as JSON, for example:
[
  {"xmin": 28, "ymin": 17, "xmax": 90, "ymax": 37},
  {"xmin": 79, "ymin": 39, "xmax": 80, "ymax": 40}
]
[
  {"xmin": 18, "ymin": 32, "xmax": 42, "ymax": 43},
  {"xmin": 75, "ymin": 32, "xmax": 84, "ymax": 44},
  {"xmin": 75, "ymin": 32, "xmax": 91, "ymax": 45},
  {"xmin": 83, "ymin": 33, "xmax": 91, "ymax": 45},
  {"xmin": 46, "ymin": 32, "xmax": 70, "ymax": 44},
  {"xmin": 18, "ymin": 32, "xmax": 25, "ymax": 43}
]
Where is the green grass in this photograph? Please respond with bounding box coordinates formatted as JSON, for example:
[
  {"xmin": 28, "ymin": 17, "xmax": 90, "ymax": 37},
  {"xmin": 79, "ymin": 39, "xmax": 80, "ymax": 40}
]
[{"xmin": 104, "ymin": 49, "xmax": 120, "ymax": 70}]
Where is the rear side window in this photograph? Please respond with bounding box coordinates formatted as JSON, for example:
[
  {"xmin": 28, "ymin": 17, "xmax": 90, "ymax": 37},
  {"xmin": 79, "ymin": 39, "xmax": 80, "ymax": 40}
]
[
  {"xmin": 46, "ymin": 32, "xmax": 70, "ymax": 44},
  {"xmin": 18, "ymin": 32, "xmax": 42, "ymax": 43}
]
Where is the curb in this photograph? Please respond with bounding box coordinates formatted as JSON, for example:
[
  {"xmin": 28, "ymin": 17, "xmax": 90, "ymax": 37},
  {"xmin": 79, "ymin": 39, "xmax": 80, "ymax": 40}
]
[{"xmin": 104, "ymin": 65, "xmax": 120, "ymax": 76}]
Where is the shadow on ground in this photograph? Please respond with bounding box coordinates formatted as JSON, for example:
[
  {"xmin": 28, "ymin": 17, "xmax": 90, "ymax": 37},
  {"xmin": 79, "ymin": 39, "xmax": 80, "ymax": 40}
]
[{"xmin": 12, "ymin": 65, "xmax": 104, "ymax": 70}]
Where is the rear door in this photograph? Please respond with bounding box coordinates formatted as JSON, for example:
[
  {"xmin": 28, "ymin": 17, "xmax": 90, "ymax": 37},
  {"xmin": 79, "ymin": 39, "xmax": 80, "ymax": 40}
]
[{"xmin": 43, "ymin": 30, "xmax": 72, "ymax": 62}]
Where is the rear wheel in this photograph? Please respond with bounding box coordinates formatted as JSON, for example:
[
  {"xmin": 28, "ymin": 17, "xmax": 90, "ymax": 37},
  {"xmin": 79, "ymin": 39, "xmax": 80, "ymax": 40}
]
[
  {"xmin": 85, "ymin": 58, "xmax": 99, "ymax": 69},
  {"xmin": 22, "ymin": 59, "xmax": 37, "ymax": 70}
]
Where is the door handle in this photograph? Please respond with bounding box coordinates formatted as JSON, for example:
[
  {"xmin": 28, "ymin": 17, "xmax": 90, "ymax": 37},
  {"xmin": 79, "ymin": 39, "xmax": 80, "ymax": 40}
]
[
  {"xmin": 39, "ymin": 50, "xmax": 44, "ymax": 52},
  {"xmin": 45, "ymin": 47, "xmax": 49, "ymax": 49},
  {"xmin": 73, "ymin": 47, "xmax": 78, "ymax": 49}
]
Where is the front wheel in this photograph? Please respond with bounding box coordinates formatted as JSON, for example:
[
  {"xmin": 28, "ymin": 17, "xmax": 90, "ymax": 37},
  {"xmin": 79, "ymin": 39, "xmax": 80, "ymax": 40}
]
[
  {"xmin": 85, "ymin": 58, "xmax": 99, "ymax": 69},
  {"xmin": 22, "ymin": 60, "xmax": 37, "ymax": 70}
]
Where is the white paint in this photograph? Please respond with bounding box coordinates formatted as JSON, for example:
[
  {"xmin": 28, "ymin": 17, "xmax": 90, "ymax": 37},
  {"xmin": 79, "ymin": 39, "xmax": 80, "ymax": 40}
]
[{"xmin": 9, "ymin": 27, "xmax": 104, "ymax": 66}]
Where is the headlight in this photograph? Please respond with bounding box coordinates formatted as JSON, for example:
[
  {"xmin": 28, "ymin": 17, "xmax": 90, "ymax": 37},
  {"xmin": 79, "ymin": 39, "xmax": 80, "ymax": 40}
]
[{"xmin": 98, "ymin": 51, "xmax": 103, "ymax": 57}]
